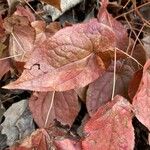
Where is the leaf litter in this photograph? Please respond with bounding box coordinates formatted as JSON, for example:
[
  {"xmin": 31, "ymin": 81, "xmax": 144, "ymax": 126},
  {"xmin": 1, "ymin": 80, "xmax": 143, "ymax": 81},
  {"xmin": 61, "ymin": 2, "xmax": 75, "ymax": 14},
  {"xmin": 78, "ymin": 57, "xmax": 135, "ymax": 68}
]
[{"xmin": 0, "ymin": 0, "xmax": 150, "ymax": 149}]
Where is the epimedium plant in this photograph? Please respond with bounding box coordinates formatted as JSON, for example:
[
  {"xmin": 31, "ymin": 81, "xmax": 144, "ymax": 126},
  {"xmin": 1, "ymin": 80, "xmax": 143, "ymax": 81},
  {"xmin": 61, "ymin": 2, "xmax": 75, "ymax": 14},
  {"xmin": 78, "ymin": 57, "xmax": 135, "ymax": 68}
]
[{"xmin": 0, "ymin": 0, "xmax": 149, "ymax": 149}]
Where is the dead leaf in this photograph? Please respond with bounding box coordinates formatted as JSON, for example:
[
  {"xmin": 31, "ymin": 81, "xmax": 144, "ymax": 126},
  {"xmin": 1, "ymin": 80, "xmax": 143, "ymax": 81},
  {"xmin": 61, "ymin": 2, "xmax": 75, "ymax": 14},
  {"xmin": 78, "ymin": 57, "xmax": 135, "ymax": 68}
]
[
  {"xmin": 9, "ymin": 129, "xmax": 49, "ymax": 150},
  {"xmin": 0, "ymin": 59, "xmax": 11, "ymax": 80},
  {"xmin": 1, "ymin": 100, "xmax": 35, "ymax": 146},
  {"xmin": 82, "ymin": 95, "xmax": 134, "ymax": 150},
  {"xmin": 0, "ymin": 101, "xmax": 5, "ymax": 123},
  {"xmin": 43, "ymin": 0, "xmax": 83, "ymax": 20},
  {"xmin": 133, "ymin": 59, "xmax": 150, "ymax": 130},
  {"xmin": 4, "ymin": 1, "xmax": 128, "ymax": 91},
  {"xmin": 42, "ymin": 0, "xmax": 61, "ymax": 10},
  {"xmin": 0, "ymin": 133, "xmax": 7, "ymax": 150},
  {"xmin": 75, "ymin": 86, "xmax": 88, "ymax": 102},
  {"xmin": 4, "ymin": 15, "xmax": 35, "ymax": 62},
  {"xmin": 14, "ymin": 6, "xmax": 36, "ymax": 23},
  {"xmin": 142, "ymin": 35, "xmax": 150, "ymax": 58},
  {"xmin": 29, "ymin": 90, "xmax": 80, "ymax": 128},
  {"xmin": 128, "ymin": 69, "xmax": 143, "ymax": 100},
  {"xmin": 97, "ymin": 0, "xmax": 128, "ymax": 52},
  {"xmin": 86, "ymin": 61, "xmax": 134, "ymax": 116},
  {"xmin": 54, "ymin": 138, "xmax": 81, "ymax": 150}
]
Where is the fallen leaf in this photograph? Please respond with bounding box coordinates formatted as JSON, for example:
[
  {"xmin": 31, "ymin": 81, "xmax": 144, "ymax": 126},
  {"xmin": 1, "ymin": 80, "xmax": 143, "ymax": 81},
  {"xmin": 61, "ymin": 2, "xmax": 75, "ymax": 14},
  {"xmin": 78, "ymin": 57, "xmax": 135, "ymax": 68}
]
[
  {"xmin": 1, "ymin": 100, "xmax": 35, "ymax": 146},
  {"xmin": 97, "ymin": 0, "xmax": 128, "ymax": 51},
  {"xmin": 82, "ymin": 95, "xmax": 134, "ymax": 150},
  {"xmin": 9, "ymin": 129, "xmax": 49, "ymax": 150},
  {"xmin": 54, "ymin": 138, "xmax": 81, "ymax": 150},
  {"xmin": 142, "ymin": 35, "xmax": 150, "ymax": 58},
  {"xmin": 86, "ymin": 61, "xmax": 134, "ymax": 116},
  {"xmin": 0, "ymin": 59, "xmax": 11, "ymax": 80},
  {"xmin": 0, "ymin": 133, "xmax": 7, "ymax": 150},
  {"xmin": 75, "ymin": 86, "xmax": 88, "ymax": 102},
  {"xmin": 29, "ymin": 90, "xmax": 80, "ymax": 128},
  {"xmin": 128, "ymin": 69, "xmax": 143, "ymax": 100},
  {"xmin": 4, "ymin": 15, "xmax": 35, "ymax": 62},
  {"xmin": 133, "ymin": 59, "xmax": 150, "ymax": 130},
  {"xmin": 4, "ymin": 1, "xmax": 128, "ymax": 91},
  {"xmin": 43, "ymin": 0, "xmax": 83, "ymax": 20},
  {"xmin": 0, "ymin": 101, "xmax": 5, "ymax": 123},
  {"xmin": 42, "ymin": 0, "xmax": 61, "ymax": 10},
  {"xmin": 14, "ymin": 6, "xmax": 36, "ymax": 23}
]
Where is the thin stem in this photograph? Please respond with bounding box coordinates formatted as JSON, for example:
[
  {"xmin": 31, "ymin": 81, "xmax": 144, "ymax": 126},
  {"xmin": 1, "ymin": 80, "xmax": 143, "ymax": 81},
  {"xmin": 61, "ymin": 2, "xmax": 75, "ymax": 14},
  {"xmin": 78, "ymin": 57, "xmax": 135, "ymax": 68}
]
[
  {"xmin": 115, "ymin": 1, "xmax": 150, "ymax": 19},
  {"xmin": 117, "ymin": 48, "xmax": 143, "ymax": 67},
  {"xmin": 111, "ymin": 48, "xmax": 117, "ymax": 100},
  {"xmin": 0, "ymin": 53, "xmax": 23, "ymax": 61},
  {"xmin": 44, "ymin": 91, "xmax": 55, "ymax": 128}
]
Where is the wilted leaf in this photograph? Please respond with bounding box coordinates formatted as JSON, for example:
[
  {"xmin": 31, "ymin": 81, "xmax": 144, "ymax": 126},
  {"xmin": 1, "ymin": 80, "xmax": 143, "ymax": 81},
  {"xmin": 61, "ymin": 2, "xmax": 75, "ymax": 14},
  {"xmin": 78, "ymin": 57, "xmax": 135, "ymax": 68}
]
[
  {"xmin": 54, "ymin": 138, "xmax": 81, "ymax": 150},
  {"xmin": 9, "ymin": 129, "xmax": 49, "ymax": 150},
  {"xmin": 133, "ymin": 59, "xmax": 150, "ymax": 130},
  {"xmin": 43, "ymin": 0, "xmax": 83, "ymax": 20},
  {"xmin": 1, "ymin": 100, "xmax": 35, "ymax": 146},
  {"xmin": 42, "ymin": 0, "xmax": 61, "ymax": 10},
  {"xmin": 0, "ymin": 133, "xmax": 7, "ymax": 150},
  {"xmin": 82, "ymin": 95, "xmax": 134, "ymax": 150},
  {"xmin": 4, "ymin": 15, "xmax": 35, "ymax": 62},
  {"xmin": 29, "ymin": 90, "xmax": 80, "ymax": 128},
  {"xmin": 86, "ymin": 61, "xmax": 134, "ymax": 116},
  {"xmin": 142, "ymin": 35, "xmax": 150, "ymax": 58},
  {"xmin": 14, "ymin": 6, "xmax": 36, "ymax": 23},
  {"xmin": 0, "ymin": 101, "xmax": 5, "ymax": 123}
]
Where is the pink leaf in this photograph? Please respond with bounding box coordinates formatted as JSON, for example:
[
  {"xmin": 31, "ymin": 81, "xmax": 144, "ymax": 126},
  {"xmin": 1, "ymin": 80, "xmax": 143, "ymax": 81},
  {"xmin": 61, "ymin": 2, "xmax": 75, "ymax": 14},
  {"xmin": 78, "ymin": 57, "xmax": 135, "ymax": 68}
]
[
  {"xmin": 0, "ymin": 59, "xmax": 11, "ymax": 80},
  {"xmin": 86, "ymin": 61, "xmax": 134, "ymax": 116},
  {"xmin": 4, "ymin": 2, "xmax": 128, "ymax": 91},
  {"xmin": 82, "ymin": 95, "xmax": 134, "ymax": 150},
  {"xmin": 54, "ymin": 138, "xmax": 81, "ymax": 150},
  {"xmin": 29, "ymin": 90, "xmax": 80, "ymax": 128},
  {"xmin": 133, "ymin": 59, "xmax": 150, "ymax": 130},
  {"xmin": 4, "ymin": 15, "xmax": 35, "ymax": 62}
]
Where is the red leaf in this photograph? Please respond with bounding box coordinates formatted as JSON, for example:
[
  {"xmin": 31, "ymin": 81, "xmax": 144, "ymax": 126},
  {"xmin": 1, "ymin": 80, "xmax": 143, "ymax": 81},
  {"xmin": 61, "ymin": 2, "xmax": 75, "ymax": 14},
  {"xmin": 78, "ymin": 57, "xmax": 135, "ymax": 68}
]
[
  {"xmin": 4, "ymin": 15, "xmax": 35, "ymax": 62},
  {"xmin": 0, "ymin": 59, "xmax": 11, "ymax": 80},
  {"xmin": 54, "ymin": 138, "xmax": 81, "ymax": 150},
  {"xmin": 98, "ymin": 0, "xmax": 128, "ymax": 51},
  {"xmin": 128, "ymin": 69, "xmax": 143, "ymax": 100},
  {"xmin": 82, "ymin": 95, "xmax": 134, "ymax": 150},
  {"xmin": 4, "ymin": 52, "xmax": 104, "ymax": 91},
  {"xmin": 10, "ymin": 129, "xmax": 49, "ymax": 150},
  {"xmin": 133, "ymin": 59, "xmax": 150, "ymax": 130},
  {"xmin": 4, "ymin": 2, "xmax": 128, "ymax": 91},
  {"xmin": 86, "ymin": 61, "xmax": 134, "ymax": 116},
  {"xmin": 29, "ymin": 90, "xmax": 80, "ymax": 128}
]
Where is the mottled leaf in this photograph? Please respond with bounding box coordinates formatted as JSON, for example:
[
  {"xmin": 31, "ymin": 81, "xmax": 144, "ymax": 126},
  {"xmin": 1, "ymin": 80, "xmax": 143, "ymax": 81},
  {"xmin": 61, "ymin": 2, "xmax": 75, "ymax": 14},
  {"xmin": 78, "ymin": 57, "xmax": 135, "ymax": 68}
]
[
  {"xmin": 82, "ymin": 95, "xmax": 134, "ymax": 150},
  {"xmin": 133, "ymin": 59, "xmax": 150, "ymax": 130},
  {"xmin": 29, "ymin": 90, "xmax": 80, "ymax": 128},
  {"xmin": 86, "ymin": 61, "xmax": 134, "ymax": 116}
]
